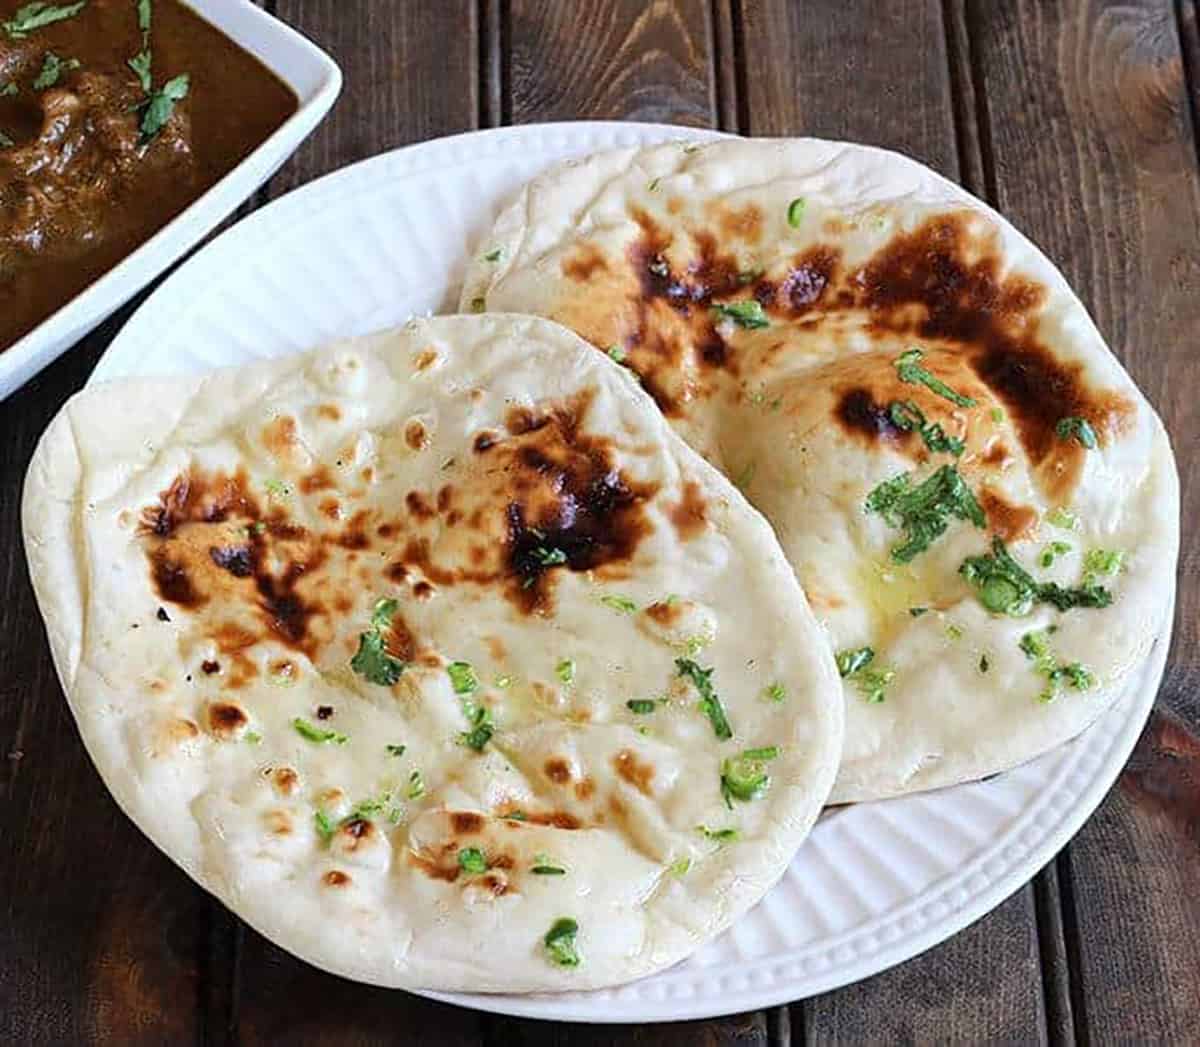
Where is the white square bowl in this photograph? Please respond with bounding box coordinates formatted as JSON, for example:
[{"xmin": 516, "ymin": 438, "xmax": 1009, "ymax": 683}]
[{"xmin": 0, "ymin": 0, "xmax": 342, "ymax": 401}]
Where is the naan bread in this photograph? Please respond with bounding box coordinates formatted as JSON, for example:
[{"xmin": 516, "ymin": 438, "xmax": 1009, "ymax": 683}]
[
  {"xmin": 460, "ymin": 139, "xmax": 1180, "ymax": 802},
  {"xmin": 22, "ymin": 314, "xmax": 842, "ymax": 992}
]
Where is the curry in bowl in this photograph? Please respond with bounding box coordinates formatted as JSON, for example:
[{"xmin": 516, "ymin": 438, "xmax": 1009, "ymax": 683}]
[{"xmin": 0, "ymin": 0, "xmax": 298, "ymax": 352}]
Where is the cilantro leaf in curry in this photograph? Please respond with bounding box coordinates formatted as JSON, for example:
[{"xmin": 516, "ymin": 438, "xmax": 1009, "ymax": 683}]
[
  {"xmin": 4, "ymin": 1, "xmax": 87, "ymax": 39},
  {"xmin": 32, "ymin": 52, "xmax": 79, "ymax": 90},
  {"xmin": 138, "ymin": 72, "xmax": 189, "ymax": 144}
]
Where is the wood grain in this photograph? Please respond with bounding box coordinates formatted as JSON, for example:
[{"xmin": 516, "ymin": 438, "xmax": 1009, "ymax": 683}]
[
  {"xmin": 266, "ymin": 0, "xmax": 480, "ymax": 196},
  {"xmin": 966, "ymin": 0, "xmax": 1200, "ymax": 1040},
  {"xmin": 507, "ymin": 0, "xmax": 717, "ymax": 126},
  {"xmin": 485, "ymin": 1010, "xmax": 767, "ymax": 1046},
  {"xmin": 736, "ymin": 0, "xmax": 960, "ymax": 177}
]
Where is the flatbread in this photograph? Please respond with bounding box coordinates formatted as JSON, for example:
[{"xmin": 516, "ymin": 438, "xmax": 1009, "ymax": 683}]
[
  {"xmin": 460, "ymin": 138, "xmax": 1180, "ymax": 802},
  {"xmin": 22, "ymin": 314, "xmax": 842, "ymax": 992}
]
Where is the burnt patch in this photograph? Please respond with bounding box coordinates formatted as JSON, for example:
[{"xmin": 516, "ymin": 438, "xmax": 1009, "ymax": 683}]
[
  {"xmin": 406, "ymin": 491, "xmax": 436, "ymax": 521},
  {"xmin": 151, "ymin": 550, "xmax": 206, "ymax": 607},
  {"xmin": 206, "ymin": 701, "xmax": 248, "ymax": 738},
  {"xmin": 450, "ymin": 811, "xmax": 485, "ymax": 835},
  {"xmin": 563, "ymin": 243, "xmax": 609, "ymax": 281},
  {"xmin": 140, "ymin": 469, "xmax": 260, "ymax": 539},
  {"xmin": 836, "ymin": 388, "xmax": 904, "ymax": 444},
  {"xmin": 209, "ymin": 544, "xmax": 253, "ymax": 578},
  {"xmin": 544, "ymin": 758, "xmax": 572, "ymax": 785},
  {"xmin": 979, "ymin": 487, "xmax": 1038, "ymax": 542},
  {"xmin": 474, "ymin": 431, "xmax": 498, "ymax": 453},
  {"xmin": 300, "ymin": 465, "xmax": 335, "ymax": 494}
]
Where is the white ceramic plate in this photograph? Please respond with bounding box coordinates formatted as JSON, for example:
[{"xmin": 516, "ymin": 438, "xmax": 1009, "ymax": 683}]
[
  {"xmin": 89, "ymin": 122, "xmax": 1172, "ymax": 1022},
  {"xmin": 0, "ymin": 0, "xmax": 341, "ymax": 402}
]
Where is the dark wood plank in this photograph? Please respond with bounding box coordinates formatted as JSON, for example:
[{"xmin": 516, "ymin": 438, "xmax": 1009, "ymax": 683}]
[
  {"xmin": 266, "ymin": 0, "xmax": 480, "ymax": 197},
  {"xmin": 226, "ymin": 3, "xmax": 487, "ymax": 1039},
  {"xmin": 485, "ymin": 1010, "xmax": 767, "ymax": 1046},
  {"xmin": 507, "ymin": 0, "xmax": 717, "ymax": 126},
  {"xmin": 966, "ymin": 0, "xmax": 1200, "ymax": 1041},
  {"xmin": 737, "ymin": 0, "xmax": 959, "ymax": 177},
  {"xmin": 736, "ymin": 2, "xmax": 1054, "ymax": 1041},
  {"xmin": 0, "ymin": 305, "xmax": 212, "ymax": 1047}
]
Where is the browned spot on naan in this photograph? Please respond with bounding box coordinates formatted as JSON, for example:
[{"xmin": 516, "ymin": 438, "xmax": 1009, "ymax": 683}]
[
  {"xmin": 613, "ymin": 749, "xmax": 655, "ymax": 796},
  {"xmin": 450, "ymin": 811, "xmax": 485, "ymax": 835},
  {"xmin": 323, "ymin": 870, "xmax": 351, "ymax": 887},
  {"xmin": 980, "ymin": 487, "xmax": 1038, "ymax": 542},
  {"xmin": 205, "ymin": 700, "xmax": 248, "ymax": 739},
  {"xmin": 562, "ymin": 242, "xmax": 609, "ymax": 281},
  {"xmin": 669, "ymin": 480, "xmax": 708, "ymax": 540},
  {"xmin": 544, "ymin": 758, "xmax": 572, "ymax": 785}
]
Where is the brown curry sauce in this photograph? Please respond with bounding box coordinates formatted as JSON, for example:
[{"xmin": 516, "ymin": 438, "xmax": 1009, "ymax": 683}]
[{"xmin": 0, "ymin": 0, "xmax": 297, "ymax": 351}]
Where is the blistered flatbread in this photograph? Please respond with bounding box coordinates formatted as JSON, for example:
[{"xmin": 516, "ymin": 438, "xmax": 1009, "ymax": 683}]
[
  {"xmin": 23, "ymin": 314, "xmax": 842, "ymax": 991},
  {"xmin": 461, "ymin": 139, "xmax": 1179, "ymax": 802}
]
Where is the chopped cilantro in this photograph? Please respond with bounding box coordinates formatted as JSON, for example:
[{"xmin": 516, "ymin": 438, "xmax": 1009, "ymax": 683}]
[
  {"xmin": 1083, "ymin": 548, "xmax": 1123, "ymax": 582},
  {"xmin": 698, "ymin": 825, "xmax": 739, "ymax": 843},
  {"xmin": 945, "ymin": 623, "xmax": 963, "ymax": 640},
  {"xmin": 458, "ymin": 847, "xmax": 488, "ymax": 875},
  {"xmin": 447, "ymin": 660, "xmax": 478, "ymax": 694},
  {"xmin": 1020, "ymin": 629, "xmax": 1096, "ymax": 702},
  {"xmin": 0, "ymin": 82, "xmax": 17, "ymax": 97},
  {"xmin": 32, "ymin": 51, "xmax": 79, "ymax": 90},
  {"xmin": 786, "ymin": 197, "xmax": 806, "ymax": 227},
  {"xmin": 263, "ymin": 477, "xmax": 291, "ymax": 499},
  {"xmin": 127, "ymin": 49, "xmax": 152, "ymax": 92},
  {"xmin": 1040, "ymin": 541, "xmax": 1073, "ymax": 569},
  {"xmin": 909, "ymin": 606, "xmax": 929, "ymax": 617},
  {"xmin": 990, "ymin": 407, "xmax": 1005, "ymax": 423},
  {"xmin": 960, "ymin": 537, "xmax": 1113, "ymax": 616},
  {"xmin": 607, "ymin": 344, "xmax": 627, "ymax": 364},
  {"xmin": 4, "ymin": 2, "xmax": 87, "ymax": 39},
  {"xmin": 136, "ymin": 0, "xmax": 151, "ymax": 32},
  {"xmin": 555, "ymin": 659, "xmax": 575, "ymax": 685},
  {"xmin": 712, "ymin": 299, "xmax": 769, "ymax": 329},
  {"xmin": 648, "ymin": 176, "xmax": 661, "ymax": 191},
  {"xmin": 675, "ymin": 658, "xmax": 732, "ymax": 740},
  {"xmin": 544, "ymin": 918, "xmax": 581, "ymax": 967},
  {"xmin": 1, "ymin": 129, "xmax": 18, "ymax": 147},
  {"xmin": 531, "ymin": 545, "xmax": 567, "ymax": 567},
  {"xmin": 979, "ymin": 653, "xmax": 990, "ymax": 673},
  {"xmin": 626, "ymin": 699, "xmax": 658, "ymax": 714},
  {"xmin": 138, "ymin": 73, "xmax": 189, "ymax": 144},
  {"xmin": 600, "ymin": 594, "xmax": 638, "ymax": 615},
  {"xmin": 836, "ymin": 647, "xmax": 894, "ymax": 702},
  {"xmin": 894, "ymin": 348, "xmax": 976, "ymax": 408},
  {"xmin": 469, "ymin": 296, "xmax": 486, "ymax": 313},
  {"xmin": 888, "ymin": 400, "xmax": 965, "ymax": 456},
  {"xmin": 720, "ymin": 747, "xmax": 779, "ymax": 806},
  {"xmin": 1047, "ymin": 506, "xmax": 1080, "ymax": 531},
  {"xmin": 668, "ymin": 857, "xmax": 692, "ymax": 877},
  {"xmin": 406, "ymin": 769, "xmax": 425, "ymax": 799},
  {"xmin": 483, "ymin": 247, "xmax": 502, "ymax": 262},
  {"xmin": 386, "ymin": 743, "xmax": 406, "ymax": 757},
  {"xmin": 459, "ymin": 702, "xmax": 494, "ymax": 751},
  {"xmin": 764, "ymin": 682, "xmax": 786, "ymax": 703},
  {"xmin": 865, "ymin": 465, "xmax": 986, "ymax": 562},
  {"xmin": 1056, "ymin": 416, "xmax": 1098, "ymax": 449},
  {"xmin": 494, "ymin": 674, "xmax": 513, "ymax": 689},
  {"xmin": 243, "ymin": 730, "xmax": 262, "ymax": 745},
  {"xmin": 314, "ymin": 809, "xmax": 336, "ymax": 843},
  {"xmin": 836, "ymin": 647, "xmax": 875, "ymax": 677},
  {"xmin": 532, "ymin": 854, "xmax": 566, "ymax": 875},
  {"xmin": 292, "ymin": 717, "xmax": 347, "ymax": 745},
  {"xmin": 350, "ymin": 599, "xmax": 406, "ymax": 686}
]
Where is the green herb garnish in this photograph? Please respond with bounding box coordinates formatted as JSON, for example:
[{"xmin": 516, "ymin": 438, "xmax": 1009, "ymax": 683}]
[
  {"xmin": 555, "ymin": 659, "xmax": 575, "ymax": 685},
  {"xmin": 888, "ymin": 400, "xmax": 965, "ymax": 456},
  {"xmin": 786, "ymin": 197, "xmax": 806, "ymax": 227},
  {"xmin": 836, "ymin": 646, "xmax": 875, "ymax": 677},
  {"xmin": 469, "ymin": 296, "xmax": 486, "ymax": 313},
  {"xmin": 406, "ymin": 769, "xmax": 425, "ymax": 799},
  {"xmin": 698, "ymin": 825, "xmax": 739, "ymax": 843},
  {"xmin": 544, "ymin": 918, "xmax": 581, "ymax": 967},
  {"xmin": 32, "ymin": 51, "xmax": 79, "ymax": 90},
  {"xmin": 292, "ymin": 717, "xmax": 347, "ymax": 745},
  {"xmin": 648, "ymin": 177, "xmax": 661, "ymax": 192},
  {"xmin": 531, "ymin": 545, "xmax": 567, "ymax": 567},
  {"xmin": 386, "ymin": 743, "xmax": 406, "ymax": 757},
  {"xmin": 712, "ymin": 299, "xmax": 769, "ymax": 329},
  {"xmin": 979, "ymin": 654, "xmax": 990, "ymax": 673},
  {"xmin": 668, "ymin": 857, "xmax": 692, "ymax": 876},
  {"xmin": 675, "ymin": 658, "xmax": 732, "ymax": 740},
  {"xmin": 865, "ymin": 465, "xmax": 985, "ymax": 562},
  {"xmin": 4, "ymin": 1, "xmax": 87, "ymax": 39},
  {"xmin": 1083, "ymin": 548, "xmax": 1123, "ymax": 582},
  {"xmin": 263, "ymin": 477, "xmax": 291, "ymax": 499},
  {"xmin": 764, "ymin": 682, "xmax": 786, "ymax": 703},
  {"xmin": 600, "ymin": 594, "xmax": 638, "ymax": 615},
  {"xmin": 531, "ymin": 854, "xmax": 566, "ymax": 875},
  {"xmin": 909, "ymin": 606, "xmax": 929, "ymax": 617},
  {"xmin": 244, "ymin": 730, "xmax": 262, "ymax": 745},
  {"xmin": 1019, "ymin": 629, "xmax": 1095, "ymax": 702},
  {"xmin": 1047, "ymin": 506, "xmax": 1079, "ymax": 531},
  {"xmin": 459, "ymin": 702, "xmax": 494, "ymax": 751},
  {"xmin": 1040, "ymin": 541, "xmax": 1072, "ymax": 569},
  {"xmin": 894, "ymin": 347, "xmax": 976, "ymax": 408},
  {"xmin": 960, "ymin": 536, "xmax": 1113, "ymax": 616},
  {"xmin": 0, "ymin": 82, "xmax": 17, "ymax": 97},
  {"xmin": 626, "ymin": 699, "xmax": 657, "ymax": 715},
  {"xmin": 138, "ymin": 72, "xmax": 189, "ymax": 144},
  {"xmin": 483, "ymin": 247, "xmax": 502, "ymax": 262},
  {"xmin": 314, "ymin": 809, "xmax": 336, "ymax": 843},
  {"xmin": 0, "ymin": 131, "xmax": 14, "ymax": 148},
  {"xmin": 447, "ymin": 660, "xmax": 478, "ymax": 694},
  {"xmin": 458, "ymin": 847, "xmax": 488, "ymax": 875},
  {"xmin": 720, "ymin": 747, "xmax": 779, "ymax": 806},
  {"xmin": 350, "ymin": 598, "xmax": 406, "ymax": 686},
  {"xmin": 1055, "ymin": 416, "xmax": 1098, "ymax": 449},
  {"xmin": 127, "ymin": 49, "xmax": 152, "ymax": 93}
]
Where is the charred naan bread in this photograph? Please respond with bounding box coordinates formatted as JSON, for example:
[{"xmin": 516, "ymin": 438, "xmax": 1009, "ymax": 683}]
[
  {"xmin": 461, "ymin": 139, "xmax": 1180, "ymax": 802},
  {"xmin": 23, "ymin": 315, "xmax": 842, "ymax": 992}
]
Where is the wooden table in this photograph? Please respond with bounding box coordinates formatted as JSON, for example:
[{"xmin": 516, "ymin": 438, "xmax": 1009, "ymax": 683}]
[{"xmin": 2, "ymin": 2, "xmax": 1197, "ymax": 1042}]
